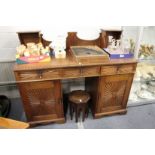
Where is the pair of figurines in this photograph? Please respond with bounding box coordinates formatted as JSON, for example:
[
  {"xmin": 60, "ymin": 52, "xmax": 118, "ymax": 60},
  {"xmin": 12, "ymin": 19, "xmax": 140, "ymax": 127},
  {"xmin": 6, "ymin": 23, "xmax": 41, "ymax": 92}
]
[{"xmin": 108, "ymin": 36, "xmax": 121, "ymax": 49}]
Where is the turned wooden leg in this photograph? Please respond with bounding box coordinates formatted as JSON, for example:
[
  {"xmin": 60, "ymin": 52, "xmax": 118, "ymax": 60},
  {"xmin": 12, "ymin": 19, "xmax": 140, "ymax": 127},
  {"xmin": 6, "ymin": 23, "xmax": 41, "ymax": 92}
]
[
  {"xmin": 78, "ymin": 109, "xmax": 81, "ymax": 117},
  {"xmin": 70, "ymin": 103, "xmax": 73, "ymax": 120},
  {"xmin": 82, "ymin": 107, "xmax": 86, "ymax": 122},
  {"xmin": 86, "ymin": 105, "xmax": 89, "ymax": 118},
  {"xmin": 75, "ymin": 106, "xmax": 78, "ymax": 123}
]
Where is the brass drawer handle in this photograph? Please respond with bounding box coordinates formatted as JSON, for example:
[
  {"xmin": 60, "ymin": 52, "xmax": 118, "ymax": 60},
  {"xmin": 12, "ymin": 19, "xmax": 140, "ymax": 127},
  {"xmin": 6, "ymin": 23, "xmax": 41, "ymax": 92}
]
[
  {"xmin": 116, "ymin": 66, "xmax": 120, "ymax": 73},
  {"xmin": 37, "ymin": 70, "xmax": 43, "ymax": 79},
  {"xmin": 39, "ymin": 74, "xmax": 42, "ymax": 79}
]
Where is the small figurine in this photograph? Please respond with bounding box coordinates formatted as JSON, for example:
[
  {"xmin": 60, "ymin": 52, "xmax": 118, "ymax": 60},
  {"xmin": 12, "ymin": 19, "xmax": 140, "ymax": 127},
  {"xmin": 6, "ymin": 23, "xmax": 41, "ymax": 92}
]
[
  {"xmin": 16, "ymin": 44, "xmax": 26, "ymax": 56},
  {"xmin": 111, "ymin": 39, "xmax": 116, "ymax": 49}
]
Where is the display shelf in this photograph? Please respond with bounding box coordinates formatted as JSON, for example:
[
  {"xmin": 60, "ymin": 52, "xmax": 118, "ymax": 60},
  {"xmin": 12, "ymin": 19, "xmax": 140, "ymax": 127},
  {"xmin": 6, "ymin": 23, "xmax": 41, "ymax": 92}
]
[
  {"xmin": 129, "ymin": 62, "xmax": 155, "ymax": 104},
  {"xmin": 128, "ymin": 26, "xmax": 155, "ymax": 105},
  {"xmin": 138, "ymin": 26, "xmax": 155, "ymax": 60}
]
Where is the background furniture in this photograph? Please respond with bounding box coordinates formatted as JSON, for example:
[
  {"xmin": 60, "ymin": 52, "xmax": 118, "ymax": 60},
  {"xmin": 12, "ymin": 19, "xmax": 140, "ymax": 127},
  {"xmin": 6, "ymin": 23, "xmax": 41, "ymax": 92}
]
[
  {"xmin": 69, "ymin": 90, "xmax": 90, "ymax": 122},
  {"xmin": 14, "ymin": 32, "xmax": 137, "ymax": 126},
  {"xmin": 0, "ymin": 117, "xmax": 29, "ymax": 129},
  {"xmin": 128, "ymin": 26, "xmax": 155, "ymax": 105},
  {"xmin": 0, "ymin": 95, "xmax": 11, "ymax": 117}
]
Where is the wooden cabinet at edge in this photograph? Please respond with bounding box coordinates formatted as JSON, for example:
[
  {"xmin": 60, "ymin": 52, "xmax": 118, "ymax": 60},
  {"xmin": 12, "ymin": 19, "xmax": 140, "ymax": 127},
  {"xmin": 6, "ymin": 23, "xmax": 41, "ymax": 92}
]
[
  {"xmin": 86, "ymin": 69, "xmax": 135, "ymax": 118},
  {"xmin": 17, "ymin": 80, "xmax": 65, "ymax": 125}
]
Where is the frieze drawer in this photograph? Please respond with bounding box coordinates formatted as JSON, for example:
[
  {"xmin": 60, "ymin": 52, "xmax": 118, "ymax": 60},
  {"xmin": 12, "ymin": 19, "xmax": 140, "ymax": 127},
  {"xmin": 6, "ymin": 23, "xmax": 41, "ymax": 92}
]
[
  {"xmin": 117, "ymin": 64, "xmax": 136, "ymax": 74},
  {"xmin": 101, "ymin": 66, "xmax": 117, "ymax": 75},
  {"xmin": 18, "ymin": 71, "xmax": 41, "ymax": 81},
  {"xmin": 17, "ymin": 69, "xmax": 61, "ymax": 81},
  {"xmin": 101, "ymin": 64, "xmax": 136, "ymax": 76},
  {"xmin": 81, "ymin": 66, "xmax": 100, "ymax": 77},
  {"xmin": 61, "ymin": 68, "xmax": 81, "ymax": 78}
]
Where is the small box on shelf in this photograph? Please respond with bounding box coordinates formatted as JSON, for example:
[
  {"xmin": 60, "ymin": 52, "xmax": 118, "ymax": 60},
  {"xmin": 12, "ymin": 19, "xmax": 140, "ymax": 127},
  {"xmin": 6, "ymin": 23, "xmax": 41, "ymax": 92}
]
[
  {"xmin": 16, "ymin": 55, "xmax": 51, "ymax": 64},
  {"xmin": 103, "ymin": 48, "xmax": 134, "ymax": 59}
]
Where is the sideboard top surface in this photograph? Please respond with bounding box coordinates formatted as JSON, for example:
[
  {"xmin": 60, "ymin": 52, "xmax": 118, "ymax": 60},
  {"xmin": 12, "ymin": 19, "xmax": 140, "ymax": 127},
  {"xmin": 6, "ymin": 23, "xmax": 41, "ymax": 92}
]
[
  {"xmin": 14, "ymin": 52, "xmax": 137, "ymax": 71},
  {"xmin": 14, "ymin": 31, "xmax": 137, "ymax": 71}
]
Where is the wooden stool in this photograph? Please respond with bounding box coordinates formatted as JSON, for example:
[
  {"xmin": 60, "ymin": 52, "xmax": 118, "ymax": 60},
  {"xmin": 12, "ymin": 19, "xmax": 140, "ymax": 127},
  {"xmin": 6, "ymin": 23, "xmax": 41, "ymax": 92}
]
[
  {"xmin": 0, "ymin": 117, "xmax": 29, "ymax": 129},
  {"xmin": 69, "ymin": 90, "xmax": 90, "ymax": 122}
]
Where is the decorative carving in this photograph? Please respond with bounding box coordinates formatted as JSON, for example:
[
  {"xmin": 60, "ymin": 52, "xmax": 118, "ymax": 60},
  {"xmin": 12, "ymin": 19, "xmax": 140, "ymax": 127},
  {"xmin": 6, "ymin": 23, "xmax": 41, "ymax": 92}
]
[{"xmin": 101, "ymin": 81, "xmax": 126, "ymax": 108}]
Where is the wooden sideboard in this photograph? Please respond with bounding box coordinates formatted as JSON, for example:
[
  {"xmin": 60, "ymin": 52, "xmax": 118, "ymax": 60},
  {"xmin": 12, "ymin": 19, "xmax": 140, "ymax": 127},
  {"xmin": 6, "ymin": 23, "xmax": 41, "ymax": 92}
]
[
  {"xmin": 14, "ymin": 53, "xmax": 137, "ymax": 125},
  {"xmin": 14, "ymin": 32, "xmax": 137, "ymax": 125}
]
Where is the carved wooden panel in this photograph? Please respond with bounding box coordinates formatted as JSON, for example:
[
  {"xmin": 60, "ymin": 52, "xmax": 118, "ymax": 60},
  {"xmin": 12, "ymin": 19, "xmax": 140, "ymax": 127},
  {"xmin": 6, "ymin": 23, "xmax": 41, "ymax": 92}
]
[
  {"xmin": 66, "ymin": 32, "xmax": 106, "ymax": 51},
  {"xmin": 17, "ymin": 32, "xmax": 51, "ymax": 47},
  {"xmin": 97, "ymin": 74, "xmax": 133, "ymax": 113},
  {"xmin": 18, "ymin": 81, "xmax": 64, "ymax": 123}
]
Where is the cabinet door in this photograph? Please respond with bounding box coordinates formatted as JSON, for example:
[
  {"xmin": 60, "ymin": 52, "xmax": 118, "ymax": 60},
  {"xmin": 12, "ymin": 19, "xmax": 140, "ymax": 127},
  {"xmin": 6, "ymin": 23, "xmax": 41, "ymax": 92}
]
[
  {"xmin": 18, "ymin": 80, "xmax": 64, "ymax": 123},
  {"xmin": 97, "ymin": 74, "xmax": 133, "ymax": 113}
]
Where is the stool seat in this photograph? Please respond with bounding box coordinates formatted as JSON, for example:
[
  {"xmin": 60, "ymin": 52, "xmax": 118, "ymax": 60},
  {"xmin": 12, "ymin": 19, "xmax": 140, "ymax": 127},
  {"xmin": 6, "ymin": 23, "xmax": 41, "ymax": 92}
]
[
  {"xmin": 69, "ymin": 90, "xmax": 90, "ymax": 104},
  {"xmin": 68, "ymin": 90, "xmax": 91, "ymax": 122}
]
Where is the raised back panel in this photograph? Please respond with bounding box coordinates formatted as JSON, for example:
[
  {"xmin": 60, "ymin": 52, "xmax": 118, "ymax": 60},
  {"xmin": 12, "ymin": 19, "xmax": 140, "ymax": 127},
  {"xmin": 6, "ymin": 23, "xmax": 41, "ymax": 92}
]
[
  {"xmin": 101, "ymin": 30, "xmax": 122, "ymax": 48},
  {"xmin": 17, "ymin": 31, "xmax": 41, "ymax": 45},
  {"xmin": 17, "ymin": 32, "xmax": 52, "ymax": 47},
  {"xmin": 40, "ymin": 34, "xmax": 52, "ymax": 47},
  {"xmin": 66, "ymin": 32, "xmax": 106, "ymax": 51}
]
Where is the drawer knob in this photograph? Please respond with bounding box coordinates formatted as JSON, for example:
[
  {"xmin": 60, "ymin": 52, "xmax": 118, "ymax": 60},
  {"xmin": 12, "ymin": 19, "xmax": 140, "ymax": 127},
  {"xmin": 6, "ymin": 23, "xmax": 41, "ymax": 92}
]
[
  {"xmin": 37, "ymin": 70, "xmax": 43, "ymax": 79},
  {"xmin": 39, "ymin": 74, "xmax": 42, "ymax": 79}
]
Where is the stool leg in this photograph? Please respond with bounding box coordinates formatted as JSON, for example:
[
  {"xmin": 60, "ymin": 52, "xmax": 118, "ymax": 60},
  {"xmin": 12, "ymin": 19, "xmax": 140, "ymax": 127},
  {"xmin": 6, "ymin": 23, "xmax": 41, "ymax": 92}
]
[
  {"xmin": 82, "ymin": 106, "xmax": 86, "ymax": 122},
  {"xmin": 70, "ymin": 103, "xmax": 73, "ymax": 120},
  {"xmin": 86, "ymin": 105, "xmax": 89, "ymax": 118},
  {"xmin": 78, "ymin": 109, "xmax": 81, "ymax": 117},
  {"xmin": 75, "ymin": 107, "xmax": 78, "ymax": 123}
]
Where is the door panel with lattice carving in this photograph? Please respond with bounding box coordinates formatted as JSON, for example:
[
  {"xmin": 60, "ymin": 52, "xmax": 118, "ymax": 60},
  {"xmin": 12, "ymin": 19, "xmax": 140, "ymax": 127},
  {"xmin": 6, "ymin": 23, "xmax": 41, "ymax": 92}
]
[
  {"xmin": 18, "ymin": 80, "xmax": 64, "ymax": 122},
  {"xmin": 97, "ymin": 74, "xmax": 133, "ymax": 113}
]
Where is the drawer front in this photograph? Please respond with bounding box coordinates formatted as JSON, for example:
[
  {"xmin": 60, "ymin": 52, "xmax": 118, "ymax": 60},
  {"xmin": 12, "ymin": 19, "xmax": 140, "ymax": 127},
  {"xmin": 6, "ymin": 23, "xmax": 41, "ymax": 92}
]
[
  {"xmin": 117, "ymin": 64, "xmax": 136, "ymax": 74},
  {"xmin": 18, "ymin": 69, "xmax": 61, "ymax": 81},
  {"xmin": 62, "ymin": 68, "xmax": 81, "ymax": 78},
  {"xmin": 42, "ymin": 69, "xmax": 61, "ymax": 79},
  {"xmin": 101, "ymin": 64, "xmax": 136, "ymax": 76},
  {"xmin": 18, "ymin": 71, "xmax": 40, "ymax": 81},
  {"xmin": 82, "ymin": 66, "xmax": 100, "ymax": 77},
  {"xmin": 101, "ymin": 66, "xmax": 117, "ymax": 75}
]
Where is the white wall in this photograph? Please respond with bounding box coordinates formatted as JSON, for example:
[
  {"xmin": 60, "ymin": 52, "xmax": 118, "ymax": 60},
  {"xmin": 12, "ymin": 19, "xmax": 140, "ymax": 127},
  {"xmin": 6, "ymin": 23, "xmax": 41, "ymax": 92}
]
[
  {"xmin": 141, "ymin": 26, "xmax": 155, "ymax": 46},
  {"xmin": 122, "ymin": 26, "xmax": 139, "ymax": 42},
  {"xmin": 0, "ymin": 26, "xmax": 41, "ymax": 60}
]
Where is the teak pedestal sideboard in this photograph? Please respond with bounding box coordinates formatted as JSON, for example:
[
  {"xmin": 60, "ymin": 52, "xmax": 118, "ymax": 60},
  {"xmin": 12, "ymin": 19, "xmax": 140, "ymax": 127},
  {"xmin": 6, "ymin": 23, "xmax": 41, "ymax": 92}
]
[
  {"xmin": 14, "ymin": 32, "xmax": 137, "ymax": 125},
  {"xmin": 14, "ymin": 52, "xmax": 137, "ymax": 125}
]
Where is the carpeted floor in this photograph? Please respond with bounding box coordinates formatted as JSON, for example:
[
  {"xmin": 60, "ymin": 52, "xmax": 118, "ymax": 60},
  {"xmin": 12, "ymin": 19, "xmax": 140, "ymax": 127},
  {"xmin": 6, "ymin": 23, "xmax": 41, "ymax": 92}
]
[{"xmin": 8, "ymin": 98, "xmax": 155, "ymax": 129}]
